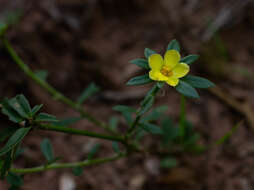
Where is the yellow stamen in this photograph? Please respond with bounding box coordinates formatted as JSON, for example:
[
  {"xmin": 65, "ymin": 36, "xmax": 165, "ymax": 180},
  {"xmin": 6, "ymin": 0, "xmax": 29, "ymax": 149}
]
[{"xmin": 161, "ymin": 66, "xmax": 173, "ymax": 77}]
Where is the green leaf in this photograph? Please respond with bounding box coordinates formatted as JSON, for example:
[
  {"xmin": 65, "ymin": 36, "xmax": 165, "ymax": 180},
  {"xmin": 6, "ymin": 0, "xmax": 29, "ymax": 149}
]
[
  {"xmin": 130, "ymin": 58, "xmax": 149, "ymax": 70},
  {"xmin": 72, "ymin": 166, "xmax": 83, "ymax": 176},
  {"xmin": 34, "ymin": 70, "xmax": 48, "ymax": 81},
  {"xmin": 112, "ymin": 142, "xmax": 120, "ymax": 154},
  {"xmin": 77, "ymin": 83, "xmax": 100, "ymax": 104},
  {"xmin": 31, "ymin": 104, "xmax": 43, "ymax": 116},
  {"xmin": 180, "ymin": 55, "xmax": 199, "ymax": 65},
  {"xmin": 215, "ymin": 121, "xmax": 241, "ymax": 146},
  {"xmin": 140, "ymin": 123, "xmax": 163, "ymax": 135},
  {"xmin": 113, "ymin": 106, "xmax": 134, "ymax": 126},
  {"xmin": 113, "ymin": 105, "xmax": 136, "ymax": 113},
  {"xmin": 182, "ymin": 75, "xmax": 215, "ymax": 89},
  {"xmin": 50, "ymin": 117, "xmax": 81, "ymax": 127},
  {"xmin": 144, "ymin": 48, "xmax": 157, "ymax": 59},
  {"xmin": 0, "ymin": 151, "xmax": 12, "ymax": 179},
  {"xmin": 0, "ymin": 127, "xmax": 17, "ymax": 142},
  {"xmin": 0, "ymin": 22, "xmax": 8, "ymax": 37},
  {"xmin": 160, "ymin": 158, "xmax": 178, "ymax": 169},
  {"xmin": 16, "ymin": 95, "xmax": 31, "ymax": 115},
  {"xmin": 142, "ymin": 106, "xmax": 168, "ymax": 122},
  {"xmin": 35, "ymin": 113, "xmax": 58, "ymax": 122},
  {"xmin": 0, "ymin": 128, "xmax": 31, "ymax": 157},
  {"xmin": 175, "ymin": 80, "xmax": 199, "ymax": 98},
  {"xmin": 138, "ymin": 96, "xmax": 154, "ymax": 116},
  {"xmin": 8, "ymin": 96, "xmax": 29, "ymax": 119},
  {"xmin": 156, "ymin": 82, "xmax": 164, "ymax": 89},
  {"xmin": 161, "ymin": 118, "xmax": 179, "ymax": 144},
  {"xmin": 6, "ymin": 172, "xmax": 23, "ymax": 187},
  {"xmin": 167, "ymin": 39, "xmax": 180, "ymax": 52},
  {"xmin": 135, "ymin": 128, "xmax": 147, "ymax": 141},
  {"xmin": 87, "ymin": 143, "xmax": 100, "ymax": 160},
  {"xmin": 126, "ymin": 74, "xmax": 153, "ymax": 86},
  {"xmin": 109, "ymin": 117, "xmax": 118, "ymax": 131},
  {"xmin": 1, "ymin": 101, "xmax": 23, "ymax": 123},
  {"xmin": 40, "ymin": 138, "xmax": 54, "ymax": 163}
]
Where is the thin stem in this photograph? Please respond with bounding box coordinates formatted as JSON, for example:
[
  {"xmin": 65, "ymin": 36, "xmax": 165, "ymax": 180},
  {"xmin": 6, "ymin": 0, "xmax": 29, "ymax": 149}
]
[
  {"xmin": 38, "ymin": 123, "xmax": 125, "ymax": 143},
  {"xmin": 126, "ymin": 84, "xmax": 161, "ymax": 137},
  {"xmin": 2, "ymin": 38, "xmax": 113, "ymax": 133},
  {"xmin": 10, "ymin": 154, "xmax": 125, "ymax": 174},
  {"xmin": 179, "ymin": 95, "xmax": 186, "ymax": 138}
]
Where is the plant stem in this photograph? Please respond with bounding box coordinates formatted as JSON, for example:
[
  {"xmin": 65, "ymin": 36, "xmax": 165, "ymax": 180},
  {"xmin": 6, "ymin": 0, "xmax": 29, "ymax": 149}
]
[
  {"xmin": 2, "ymin": 38, "xmax": 113, "ymax": 133},
  {"xmin": 126, "ymin": 84, "xmax": 161, "ymax": 137},
  {"xmin": 10, "ymin": 154, "xmax": 125, "ymax": 174},
  {"xmin": 179, "ymin": 95, "xmax": 186, "ymax": 138},
  {"xmin": 38, "ymin": 123, "xmax": 125, "ymax": 143}
]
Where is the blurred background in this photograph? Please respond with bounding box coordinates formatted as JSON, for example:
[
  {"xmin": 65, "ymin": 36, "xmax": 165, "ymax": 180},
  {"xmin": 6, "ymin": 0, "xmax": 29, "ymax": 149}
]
[{"xmin": 1, "ymin": 0, "xmax": 254, "ymax": 189}]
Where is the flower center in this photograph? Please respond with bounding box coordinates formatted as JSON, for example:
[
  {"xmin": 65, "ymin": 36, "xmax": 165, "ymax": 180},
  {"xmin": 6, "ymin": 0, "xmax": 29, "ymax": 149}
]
[{"xmin": 160, "ymin": 66, "xmax": 173, "ymax": 77}]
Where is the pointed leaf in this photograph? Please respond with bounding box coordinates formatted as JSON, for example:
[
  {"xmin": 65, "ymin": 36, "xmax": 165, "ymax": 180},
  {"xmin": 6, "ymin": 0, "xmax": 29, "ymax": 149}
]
[
  {"xmin": 167, "ymin": 39, "xmax": 180, "ymax": 52},
  {"xmin": 182, "ymin": 75, "xmax": 215, "ymax": 89},
  {"xmin": 175, "ymin": 80, "xmax": 199, "ymax": 98},
  {"xmin": 180, "ymin": 55, "xmax": 199, "ymax": 65},
  {"xmin": 35, "ymin": 113, "xmax": 58, "ymax": 122},
  {"xmin": 40, "ymin": 138, "xmax": 54, "ymax": 162},
  {"xmin": 130, "ymin": 58, "xmax": 149, "ymax": 70},
  {"xmin": 112, "ymin": 142, "xmax": 120, "ymax": 154},
  {"xmin": 140, "ymin": 123, "xmax": 163, "ymax": 135},
  {"xmin": 144, "ymin": 48, "xmax": 157, "ymax": 59},
  {"xmin": 31, "ymin": 104, "xmax": 43, "ymax": 116},
  {"xmin": 77, "ymin": 83, "xmax": 100, "ymax": 104},
  {"xmin": 34, "ymin": 70, "xmax": 48, "ymax": 81},
  {"xmin": 0, "ymin": 127, "xmax": 31, "ymax": 157},
  {"xmin": 126, "ymin": 74, "xmax": 153, "ymax": 86},
  {"xmin": 72, "ymin": 166, "xmax": 83, "ymax": 176}
]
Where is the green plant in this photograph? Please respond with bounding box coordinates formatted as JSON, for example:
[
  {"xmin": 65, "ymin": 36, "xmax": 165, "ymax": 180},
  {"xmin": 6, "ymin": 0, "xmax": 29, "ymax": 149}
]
[{"xmin": 0, "ymin": 20, "xmax": 216, "ymax": 188}]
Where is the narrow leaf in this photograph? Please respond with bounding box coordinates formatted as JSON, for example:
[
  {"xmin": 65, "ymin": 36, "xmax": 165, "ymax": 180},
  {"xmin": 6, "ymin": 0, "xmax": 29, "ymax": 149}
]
[
  {"xmin": 180, "ymin": 55, "xmax": 199, "ymax": 65},
  {"xmin": 140, "ymin": 123, "xmax": 163, "ymax": 135},
  {"xmin": 112, "ymin": 142, "xmax": 120, "ymax": 154},
  {"xmin": 40, "ymin": 138, "xmax": 54, "ymax": 162},
  {"xmin": 175, "ymin": 80, "xmax": 199, "ymax": 98},
  {"xmin": 130, "ymin": 58, "xmax": 149, "ymax": 70},
  {"xmin": 72, "ymin": 166, "xmax": 83, "ymax": 176},
  {"xmin": 34, "ymin": 70, "xmax": 48, "ymax": 81},
  {"xmin": 109, "ymin": 117, "xmax": 118, "ymax": 131},
  {"xmin": 113, "ymin": 105, "xmax": 136, "ymax": 113},
  {"xmin": 144, "ymin": 48, "xmax": 157, "ymax": 59},
  {"xmin": 160, "ymin": 158, "xmax": 178, "ymax": 169},
  {"xmin": 0, "ymin": 127, "xmax": 31, "ymax": 157},
  {"xmin": 6, "ymin": 172, "xmax": 23, "ymax": 187},
  {"xmin": 77, "ymin": 83, "xmax": 100, "ymax": 104},
  {"xmin": 31, "ymin": 104, "xmax": 43, "ymax": 116},
  {"xmin": 167, "ymin": 39, "xmax": 180, "ymax": 52},
  {"xmin": 35, "ymin": 113, "xmax": 58, "ymax": 122},
  {"xmin": 87, "ymin": 143, "xmax": 100, "ymax": 160},
  {"xmin": 126, "ymin": 74, "xmax": 153, "ymax": 86},
  {"xmin": 182, "ymin": 75, "xmax": 215, "ymax": 89},
  {"xmin": 142, "ymin": 106, "xmax": 168, "ymax": 122},
  {"xmin": 50, "ymin": 117, "xmax": 81, "ymax": 127},
  {"xmin": 138, "ymin": 96, "xmax": 154, "ymax": 116},
  {"xmin": 0, "ymin": 127, "xmax": 17, "ymax": 142},
  {"xmin": 16, "ymin": 95, "xmax": 31, "ymax": 115}
]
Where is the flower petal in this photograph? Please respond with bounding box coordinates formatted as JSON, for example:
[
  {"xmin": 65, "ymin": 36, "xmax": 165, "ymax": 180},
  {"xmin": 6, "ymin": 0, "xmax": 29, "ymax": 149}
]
[
  {"xmin": 148, "ymin": 54, "xmax": 163, "ymax": 71},
  {"xmin": 166, "ymin": 76, "xmax": 179, "ymax": 87},
  {"xmin": 149, "ymin": 70, "xmax": 168, "ymax": 81},
  {"xmin": 172, "ymin": 63, "xmax": 190, "ymax": 78},
  {"xmin": 164, "ymin": 50, "xmax": 180, "ymax": 70}
]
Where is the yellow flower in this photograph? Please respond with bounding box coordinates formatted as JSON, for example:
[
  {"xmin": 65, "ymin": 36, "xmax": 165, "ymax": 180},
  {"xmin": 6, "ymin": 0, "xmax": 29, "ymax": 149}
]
[{"xmin": 148, "ymin": 50, "xmax": 190, "ymax": 86}]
